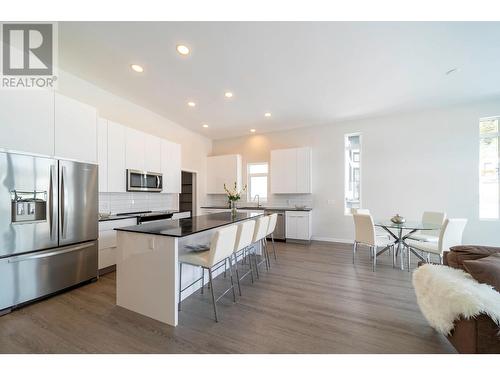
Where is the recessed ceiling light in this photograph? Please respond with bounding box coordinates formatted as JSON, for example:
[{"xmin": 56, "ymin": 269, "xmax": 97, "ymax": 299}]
[
  {"xmin": 187, "ymin": 101, "xmax": 196, "ymax": 107},
  {"xmin": 264, "ymin": 112, "xmax": 272, "ymax": 118},
  {"xmin": 250, "ymin": 129, "xmax": 256, "ymax": 133},
  {"xmin": 445, "ymin": 68, "xmax": 460, "ymax": 75},
  {"xmin": 130, "ymin": 64, "xmax": 144, "ymax": 73},
  {"xmin": 176, "ymin": 45, "xmax": 190, "ymax": 56},
  {"xmin": 224, "ymin": 91, "xmax": 233, "ymax": 98},
  {"xmin": 202, "ymin": 124, "xmax": 209, "ymax": 128}
]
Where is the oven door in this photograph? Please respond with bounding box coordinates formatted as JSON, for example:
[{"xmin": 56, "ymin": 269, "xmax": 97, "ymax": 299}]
[{"xmin": 127, "ymin": 170, "xmax": 163, "ymax": 192}]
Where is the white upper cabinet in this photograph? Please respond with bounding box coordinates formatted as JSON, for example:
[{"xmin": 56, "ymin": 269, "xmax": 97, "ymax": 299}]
[
  {"xmin": 296, "ymin": 147, "xmax": 312, "ymax": 193},
  {"xmin": 107, "ymin": 120, "xmax": 126, "ymax": 192},
  {"xmin": 55, "ymin": 93, "xmax": 97, "ymax": 163},
  {"xmin": 270, "ymin": 147, "xmax": 312, "ymax": 194},
  {"xmin": 97, "ymin": 118, "xmax": 108, "ymax": 192},
  {"xmin": 161, "ymin": 139, "xmax": 181, "ymax": 194},
  {"xmin": 144, "ymin": 133, "xmax": 162, "ymax": 173},
  {"xmin": 125, "ymin": 127, "xmax": 145, "ymax": 171},
  {"xmin": 207, "ymin": 154, "xmax": 242, "ymax": 194},
  {"xmin": 270, "ymin": 148, "xmax": 297, "ymax": 194},
  {"xmin": 0, "ymin": 89, "xmax": 55, "ymax": 156}
]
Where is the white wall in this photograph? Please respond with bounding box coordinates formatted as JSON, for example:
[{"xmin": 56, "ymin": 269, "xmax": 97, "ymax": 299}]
[
  {"xmin": 56, "ymin": 70, "xmax": 212, "ymax": 213},
  {"xmin": 212, "ymin": 99, "xmax": 500, "ymax": 246}
]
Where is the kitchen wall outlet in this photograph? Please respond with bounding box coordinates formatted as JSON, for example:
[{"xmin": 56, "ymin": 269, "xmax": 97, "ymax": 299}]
[{"xmin": 327, "ymin": 199, "xmax": 335, "ymax": 205}]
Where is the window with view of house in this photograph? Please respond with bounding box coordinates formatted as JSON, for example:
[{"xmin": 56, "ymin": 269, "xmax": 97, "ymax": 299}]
[
  {"xmin": 345, "ymin": 134, "xmax": 361, "ymax": 214},
  {"xmin": 480, "ymin": 117, "xmax": 500, "ymax": 219},
  {"xmin": 247, "ymin": 163, "xmax": 268, "ymax": 202}
]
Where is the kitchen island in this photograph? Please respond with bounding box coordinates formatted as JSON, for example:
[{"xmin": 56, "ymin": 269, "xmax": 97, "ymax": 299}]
[{"xmin": 114, "ymin": 212, "xmax": 263, "ymax": 326}]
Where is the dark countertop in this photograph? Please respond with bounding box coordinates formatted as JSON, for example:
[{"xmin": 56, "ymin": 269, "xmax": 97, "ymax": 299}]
[
  {"xmin": 114, "ymin": 212, "xmax": 264, "ymax": 237},
  {"xmin": 99, "ymin": 210, "xmax": 182, "ymax": 222},
  {"xmin": 201, "ymin": 205, "xmax": 312, "ymax": 212}
]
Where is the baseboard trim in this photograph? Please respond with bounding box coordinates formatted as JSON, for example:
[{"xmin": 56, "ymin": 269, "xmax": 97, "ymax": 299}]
[
  {"xmin": 311, "ymin": 236, "xmax": 353, "ymax": 244},
  {"xmin": 99, "ymin": 265, "xmax": 116, "ymax": 276}
]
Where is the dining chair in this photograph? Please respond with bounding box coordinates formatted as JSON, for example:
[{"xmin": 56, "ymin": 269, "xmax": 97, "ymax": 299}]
[
  {"xmin": 407, "ymin": 211, "xmax": 446, "ymax": 243},
  {"xmin": 178, "ymin": 225, "xmax": 238, "ymax": 322},
  {"xmin": 352, "ymin": 208, "xmax": 390, "ymax": 239},
  {"xmin": 352, "ymin": 213, "xmax": 394, "ymax": 271},
  {"xmin": 406, "ymin": 218, "xmax": 467, "ymax": 266}
]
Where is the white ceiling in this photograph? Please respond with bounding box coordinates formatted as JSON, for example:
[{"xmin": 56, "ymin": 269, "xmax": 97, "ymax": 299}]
[{"xmin": 59, "ymin": 22, "xmax": 500, "ymax": 139}]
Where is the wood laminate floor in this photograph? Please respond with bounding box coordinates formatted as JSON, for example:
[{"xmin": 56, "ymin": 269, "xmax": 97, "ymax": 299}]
[{"xmin": 0, "ymin": 241, "xmax": 455, "ymax": 353}]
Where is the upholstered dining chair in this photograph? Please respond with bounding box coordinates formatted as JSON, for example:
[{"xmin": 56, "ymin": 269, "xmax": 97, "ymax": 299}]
[
  {"xmin": 407, "ymin": 211, "xmax": 447, "ymax": 243},
  {"xmin": 352, "ymin": 213, "xmax": 394, "ymax": 271},
  {"xmin": 406, "ymin": 218, "xmax": 468, "ymax": 266}
]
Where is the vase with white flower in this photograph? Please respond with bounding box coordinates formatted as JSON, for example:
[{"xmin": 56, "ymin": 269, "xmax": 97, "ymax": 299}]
[{"xmin": 224, "ymin": 182, "xmax": 247, "ymax": 216}]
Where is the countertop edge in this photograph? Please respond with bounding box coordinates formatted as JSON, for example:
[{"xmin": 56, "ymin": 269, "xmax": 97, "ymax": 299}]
[{"xmin": 114, "ymin": 212, "xmax": 264, "ymax": 238}]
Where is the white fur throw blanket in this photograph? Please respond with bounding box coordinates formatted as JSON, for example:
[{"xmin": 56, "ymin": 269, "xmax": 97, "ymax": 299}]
[{"xmin": 412, "ymin": 264, "xmax": 500, "ymax": 335}]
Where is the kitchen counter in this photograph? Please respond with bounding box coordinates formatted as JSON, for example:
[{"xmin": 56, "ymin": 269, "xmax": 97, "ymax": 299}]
[
  {"xmin": 115, "ymin": 211, "xmax": 263, "ymax": 237},
  {"xmin": 98, "ymin": 210, "xmax": 180, "ymax": 222},
  {"xmin": 201, "ymin": 205, "xmax": 312, "ymax": 211},
  {"xmin": 114, "ymin": 211, "xmax": 263, "ymax": 327}
]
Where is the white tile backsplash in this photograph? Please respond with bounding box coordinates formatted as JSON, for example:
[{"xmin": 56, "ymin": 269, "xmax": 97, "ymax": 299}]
[{"xmin": 99, "ymin": 192, "xmax": 178, "ymax": 214}]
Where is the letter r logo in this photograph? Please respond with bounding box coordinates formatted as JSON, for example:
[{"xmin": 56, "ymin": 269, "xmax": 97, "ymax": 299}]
[{"xmin": 2, "ymin": 24, "xmax": 53, "ymax": 76}]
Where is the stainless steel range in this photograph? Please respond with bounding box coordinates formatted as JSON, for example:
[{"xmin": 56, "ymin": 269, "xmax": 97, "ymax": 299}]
[{"xmin": 0, "ymin": 152, "xmax": 98, "ymax": 314}]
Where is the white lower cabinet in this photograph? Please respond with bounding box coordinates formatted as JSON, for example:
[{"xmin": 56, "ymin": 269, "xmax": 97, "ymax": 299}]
[
  {"xmin": 285, "ymin": 211, "xmax": 312, "ymax": 241},
  {"xmin": 98, "ymin": 218, "xmax": 137, "ymax": 270}
]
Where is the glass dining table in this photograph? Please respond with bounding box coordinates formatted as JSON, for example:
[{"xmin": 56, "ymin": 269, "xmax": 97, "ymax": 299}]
[{"xmin": 374, "ymin": 220, "xmax": 441, "ymax": 270}]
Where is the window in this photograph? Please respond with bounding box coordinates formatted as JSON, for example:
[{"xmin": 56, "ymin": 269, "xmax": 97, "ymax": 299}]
[
  {"xmin": 247, "ymin": 163, "xmax": 268, "ymax": 202},
  {"xmin": 345, "ymin": 133, "xmax": 361, "ymax": 214},
  {"xmin": 479, "ymin": 117, "xmax": 500, "ymax": 219}
]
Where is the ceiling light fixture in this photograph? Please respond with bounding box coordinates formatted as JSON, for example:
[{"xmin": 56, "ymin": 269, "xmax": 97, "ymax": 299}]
[
  {"xmin": 187, "ymin": 101, "xmax": 196, "ymax": 107},
  {"xmin": 264, "ymin": 112, "xmax": 272, "ymax": 118},
  {"xmin": 224, "ymin": 91, "xmax": 233, "ymax": 98},
  {"xmin": 130, "ymin": 64, "xmax": 144, "ymax": 73},
  {"xmin": 202, "ymin": 124, "xmax": 209, "ymax": 128},
  {"xmin": 250, "ymin": 129, "xmax": 256, "ymax": 133},
  {"xmin": 445, "ymin": 68, "xmax": 459, "ymax": 75},
  {"xmin": 176, "ymin": 44, "xmax": 190, "ymax": 56}
]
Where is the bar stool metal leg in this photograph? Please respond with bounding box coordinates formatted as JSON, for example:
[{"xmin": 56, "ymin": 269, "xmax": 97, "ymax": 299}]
[
  {"xmin": 178, "ymin": 263, "xmax": 183, "ymax": 311},
  {"xmin": 253, "ymin": 246, "xmax": 260, "ymax": 279},
  {"xmin": 233, "ymin": 253, "xmax": 242, "ymax": 296},
  {"xmin": 227, "ymin": 257, "xmax": 237, "ymax": 302},
  {"xmin": 208, "ymin": 268, "xmax": 218, "ymax": 322},
  {"xmin": 201, "ymin": 268, "xmax": 204, "ymax": 295},
  {"xmin": 271, "ymin": 234, "xmax": 277, "ymax": 261}
]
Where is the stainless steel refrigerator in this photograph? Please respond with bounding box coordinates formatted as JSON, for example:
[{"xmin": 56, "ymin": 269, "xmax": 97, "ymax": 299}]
[{"xmin": 0, "ymin": 152, "xmax": 98, "ymax": 313}]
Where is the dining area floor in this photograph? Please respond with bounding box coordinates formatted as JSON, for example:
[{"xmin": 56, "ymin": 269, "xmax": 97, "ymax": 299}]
[{"xmin": 0, "ymin": 241, "xmax": 455, "ymax": 353}]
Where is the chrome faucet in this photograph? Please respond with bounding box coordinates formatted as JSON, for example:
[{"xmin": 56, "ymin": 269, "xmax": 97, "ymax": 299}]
[{"xmin": 253, "ymin": 194, "xmax": 261, "ymax": 207}]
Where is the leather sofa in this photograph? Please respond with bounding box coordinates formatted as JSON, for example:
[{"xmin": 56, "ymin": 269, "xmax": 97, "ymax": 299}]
[{"xmin": 442, "ymin": 245, "xmax": 500, "ymax": 354}]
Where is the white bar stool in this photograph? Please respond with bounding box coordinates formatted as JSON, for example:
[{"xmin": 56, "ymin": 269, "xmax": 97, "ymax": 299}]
[
  {"xmin": 178, "ymin": 224, "xmax": 238, "ymax": 322},
  {"xmin": 232, "ymin": 220, "xmax": 256, "ymax": 296},
  {"xmin": 265, "ymin": 213, "xmax": 278, "ymax": 261},
  {"xmin": 251, "ymin": 215, "xmax": 270, "ymax": 279}
]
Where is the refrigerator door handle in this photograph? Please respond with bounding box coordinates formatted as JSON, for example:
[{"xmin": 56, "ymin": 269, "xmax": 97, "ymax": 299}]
[
  {"xmin": 60, "ymin": 165, "xmax": 67, "ymax": 239},
  {"xmin": 49, "ymin": 164, "xmax": 55, "ymax": 239},
  {"xmin": 7, "ymin": 242, "xmax": 96, "ymax": 263}
]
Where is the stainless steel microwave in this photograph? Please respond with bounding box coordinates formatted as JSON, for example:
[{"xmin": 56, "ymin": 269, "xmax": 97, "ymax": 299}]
[{"xmin": 126, "ymin": 169, "xmax": 163, "ymax": 192}]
